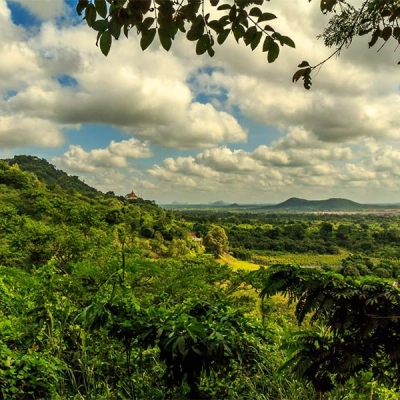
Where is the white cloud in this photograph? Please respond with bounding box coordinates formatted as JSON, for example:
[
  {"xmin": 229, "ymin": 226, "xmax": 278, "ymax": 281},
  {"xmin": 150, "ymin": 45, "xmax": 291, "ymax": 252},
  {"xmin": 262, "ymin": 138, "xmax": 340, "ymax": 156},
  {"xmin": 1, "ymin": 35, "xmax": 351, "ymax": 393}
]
[
  {"xmin": 4, "ymin": 20, "xmax": 247, "ymax": 150},
  {"xmin": 2, "ymin": 0, "xmax": 400, "ymax": 203},
  {"xmin": 82, "ymin": 169, "xmax": 157, "ymax": 196},
  {"xmin": 0, "ymin": 115, "xmax": 64, "ymax": 148},
  {"xmin": 53, "ymin": 139, "xmax": 153, "ymax": 173},
  {"xmin": 196, "ymin": 147, "xmax": 259, "ymax": 173},
  {"xmin": 108, "ymin": 139, "xmax": 154, "ymax": 159},
  {"xmin": 188, "ymin": 2, "xmax": 400, "ymax": 145},
  {"xmin": 7, "ymin": 0, "xmax": 65, "ymax": 19}
]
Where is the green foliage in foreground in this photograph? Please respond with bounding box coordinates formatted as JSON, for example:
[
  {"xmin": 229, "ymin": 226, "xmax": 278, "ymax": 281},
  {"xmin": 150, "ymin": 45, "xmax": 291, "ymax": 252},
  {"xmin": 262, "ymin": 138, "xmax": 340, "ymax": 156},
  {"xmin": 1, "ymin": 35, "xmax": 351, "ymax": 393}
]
[
  {"xmin": 1, "ymin": 158, "xmax": 400, "ymax": 398},
  {"xmin": 262, "ymin": 264, "xmax": 400, "ymax": 394}
]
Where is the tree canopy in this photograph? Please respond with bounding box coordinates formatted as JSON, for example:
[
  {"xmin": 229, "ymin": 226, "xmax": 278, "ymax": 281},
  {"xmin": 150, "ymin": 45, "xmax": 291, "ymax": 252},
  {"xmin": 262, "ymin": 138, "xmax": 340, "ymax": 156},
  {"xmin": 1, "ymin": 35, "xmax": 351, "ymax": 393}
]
[
  {"xmin": 77, "ymin": 0, "xmax": 400, "ymax": 89},
  {"xmin": 204, "ymin": 225, "xmax": 229, "ymax": 257}
]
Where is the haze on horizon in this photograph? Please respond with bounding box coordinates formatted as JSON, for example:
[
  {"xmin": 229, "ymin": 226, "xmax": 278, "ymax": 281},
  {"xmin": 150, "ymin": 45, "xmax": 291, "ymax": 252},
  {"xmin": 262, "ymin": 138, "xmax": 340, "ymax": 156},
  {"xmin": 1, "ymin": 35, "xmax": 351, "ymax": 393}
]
[{"xmin": 0, "ymin": 0, "xmax": 399, "ymax": 204}]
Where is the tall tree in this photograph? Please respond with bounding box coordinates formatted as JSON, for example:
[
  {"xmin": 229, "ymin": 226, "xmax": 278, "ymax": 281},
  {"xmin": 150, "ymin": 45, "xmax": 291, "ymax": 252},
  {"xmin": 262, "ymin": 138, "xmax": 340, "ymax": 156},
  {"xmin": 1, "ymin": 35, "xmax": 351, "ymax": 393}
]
[{"xmin": 204, "ymin": 225, "xmax": 229, "ymax": 257}]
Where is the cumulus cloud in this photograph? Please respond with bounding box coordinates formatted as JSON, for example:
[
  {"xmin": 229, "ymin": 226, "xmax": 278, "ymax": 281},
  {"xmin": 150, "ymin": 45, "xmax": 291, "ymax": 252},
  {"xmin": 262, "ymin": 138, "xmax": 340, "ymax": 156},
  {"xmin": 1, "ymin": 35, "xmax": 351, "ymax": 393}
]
[
  {"xmin": 4, "ymin": 20, "xmax": 247, "ymax": 150},
  {"xmin": 7, "ymin": 0, "xmax": 65, "ymax": 20},
  {"xmin": 82, "ymin": 169, "xmax": 157, "ymax": 196},
  {"xmin": 53, "ymin": 138, "xmax": 153, "ymax": 173},
  {"xmin": 195, "ymin": 147, "xmax": 260, "ymax": 173},
  {"xmin": 0, "ymin": 115, "xmax": 64, "ymax": 148},
  {"xmin": 143, "ymin": 130, "xmax": 400, "ymax": 203},
  {"xmin": 253, "ymin": 128, "xmax": 353, "ymax": 168},
  {"xmin": 188, "ymin": 1, "xmax": 400, "ymax": 145},
  {"xmin": 2, "ymin": 0, "xmax": 400, "ymax": 203}
]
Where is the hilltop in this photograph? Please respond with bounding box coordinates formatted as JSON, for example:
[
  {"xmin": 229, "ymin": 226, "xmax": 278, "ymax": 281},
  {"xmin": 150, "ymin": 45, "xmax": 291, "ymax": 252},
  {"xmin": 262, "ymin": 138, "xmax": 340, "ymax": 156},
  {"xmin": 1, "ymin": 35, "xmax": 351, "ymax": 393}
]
[
  {"xmin": 4, "ymin": 155, "xmax": 100, "ymax": 196},
  {"xmin": 264, "ymin": 197, "xmax": 369, "ymax": 211}
]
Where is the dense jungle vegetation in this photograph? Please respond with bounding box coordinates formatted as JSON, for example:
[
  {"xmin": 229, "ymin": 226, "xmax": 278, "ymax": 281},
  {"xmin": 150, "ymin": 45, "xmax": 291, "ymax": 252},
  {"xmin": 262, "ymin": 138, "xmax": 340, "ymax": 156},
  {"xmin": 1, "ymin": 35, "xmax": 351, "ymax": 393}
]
[{"xmin": 1, "ymin": 157, "xmax": 400, "ymax": 399}]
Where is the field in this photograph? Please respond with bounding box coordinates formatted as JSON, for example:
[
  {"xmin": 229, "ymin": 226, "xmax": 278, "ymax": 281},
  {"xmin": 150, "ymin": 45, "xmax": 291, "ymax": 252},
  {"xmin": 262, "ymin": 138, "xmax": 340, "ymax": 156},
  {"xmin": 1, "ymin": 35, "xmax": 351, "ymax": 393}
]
[
  {"xmin": 251, "ymin": 251, "xmax": 349, "ymax": 267},
  {"xmin": 217, "ymin": 253, "xmax": 261, "ymax": 270}
]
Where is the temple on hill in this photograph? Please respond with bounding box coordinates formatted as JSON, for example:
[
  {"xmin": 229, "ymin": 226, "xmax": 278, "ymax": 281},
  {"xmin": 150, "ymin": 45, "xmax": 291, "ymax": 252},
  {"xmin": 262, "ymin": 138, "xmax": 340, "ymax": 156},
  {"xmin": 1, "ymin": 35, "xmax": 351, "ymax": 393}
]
[{"xmin": 125, "ymin": 190, "xmax": 138, "ymax": 200}]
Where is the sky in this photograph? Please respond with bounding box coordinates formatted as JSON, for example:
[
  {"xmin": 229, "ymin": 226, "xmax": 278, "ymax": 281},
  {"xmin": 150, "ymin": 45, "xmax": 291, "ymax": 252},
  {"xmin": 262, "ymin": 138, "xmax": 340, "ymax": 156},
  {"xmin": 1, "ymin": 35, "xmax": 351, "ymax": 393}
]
[{"xmin": 0, "ymin": 0, "xmax": 399, "ymax": 204}]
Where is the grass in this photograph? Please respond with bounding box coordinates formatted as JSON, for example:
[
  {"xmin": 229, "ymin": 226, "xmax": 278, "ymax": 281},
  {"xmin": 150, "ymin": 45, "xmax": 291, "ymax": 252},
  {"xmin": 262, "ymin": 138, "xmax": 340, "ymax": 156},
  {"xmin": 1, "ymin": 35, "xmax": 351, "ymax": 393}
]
[
  {"xmin": 252, "ymin": 251, "xmax": 349, "ymax": 267},
  {"xmin": 217, "ymin": 253, "xmax": 261, "ymax": 271},
  {"xmin": 217, "ymin": 250, "xmax": 353, "ymax": 271}
]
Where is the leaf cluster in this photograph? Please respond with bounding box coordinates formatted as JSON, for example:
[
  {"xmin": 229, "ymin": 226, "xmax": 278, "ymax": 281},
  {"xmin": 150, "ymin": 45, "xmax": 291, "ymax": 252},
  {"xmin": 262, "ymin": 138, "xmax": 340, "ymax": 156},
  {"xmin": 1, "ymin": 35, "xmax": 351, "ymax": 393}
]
[
  {"xmin": 76, "ymin": 0, "xmax": 295, "ymax": 62},
  {"xmin": 262, "ymin": 264, "xmax": 400, "ymax": 392}
]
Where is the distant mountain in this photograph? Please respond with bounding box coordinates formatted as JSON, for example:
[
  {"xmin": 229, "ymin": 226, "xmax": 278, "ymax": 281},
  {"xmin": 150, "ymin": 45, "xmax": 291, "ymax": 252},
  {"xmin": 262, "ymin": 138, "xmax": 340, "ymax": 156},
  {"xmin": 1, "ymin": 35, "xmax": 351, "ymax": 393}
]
[
  {"xmin": 264, "ymin": 197, "xmax": 372, "ymax": 211},
  {"xmin": 4, "ymin": 155, "xmax": 100, "ymax": 196},
  {"xmin": 209, "ymin": 200, "xmax": 227, "ymax": 206}
]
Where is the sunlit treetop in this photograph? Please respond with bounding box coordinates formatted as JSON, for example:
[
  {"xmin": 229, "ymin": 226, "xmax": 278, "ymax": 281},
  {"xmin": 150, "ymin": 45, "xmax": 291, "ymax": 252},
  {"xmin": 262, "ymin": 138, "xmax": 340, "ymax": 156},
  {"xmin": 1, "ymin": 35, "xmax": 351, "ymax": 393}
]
[{"xmin": 77, "ymin": 0, "xmax": 400, "ymax": 89}]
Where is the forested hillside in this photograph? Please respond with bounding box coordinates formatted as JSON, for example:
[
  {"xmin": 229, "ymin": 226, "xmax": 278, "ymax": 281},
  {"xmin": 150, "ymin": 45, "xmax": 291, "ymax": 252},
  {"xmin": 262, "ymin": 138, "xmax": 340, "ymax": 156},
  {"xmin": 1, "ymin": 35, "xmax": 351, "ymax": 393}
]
[
  {"xmin": 5, "ymin": 155, "xmax": 100, "ymax": 196},
  {"xmin": 0, "ymin": 159, "xmax": 399, "ymax": 399}
]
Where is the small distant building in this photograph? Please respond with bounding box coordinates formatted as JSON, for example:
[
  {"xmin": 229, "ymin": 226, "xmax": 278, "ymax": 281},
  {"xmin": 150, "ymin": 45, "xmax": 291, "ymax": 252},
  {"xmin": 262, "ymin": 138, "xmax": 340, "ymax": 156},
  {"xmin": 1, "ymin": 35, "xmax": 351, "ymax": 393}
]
[
  {"xmin": 125, "ymin": 190, "xmax": 138, "ymax": 200},
  {"xmin": 189, "ymin": 233, "xmax": 202, "ymax": 244}
]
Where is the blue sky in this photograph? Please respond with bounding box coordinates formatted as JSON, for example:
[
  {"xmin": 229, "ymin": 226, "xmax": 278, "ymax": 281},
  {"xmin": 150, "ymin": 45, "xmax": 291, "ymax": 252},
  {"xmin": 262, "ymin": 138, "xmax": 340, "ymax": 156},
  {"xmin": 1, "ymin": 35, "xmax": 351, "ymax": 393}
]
[{"xmin": 1, "ymin": 0, "xmax": 400, "ymax": 204}]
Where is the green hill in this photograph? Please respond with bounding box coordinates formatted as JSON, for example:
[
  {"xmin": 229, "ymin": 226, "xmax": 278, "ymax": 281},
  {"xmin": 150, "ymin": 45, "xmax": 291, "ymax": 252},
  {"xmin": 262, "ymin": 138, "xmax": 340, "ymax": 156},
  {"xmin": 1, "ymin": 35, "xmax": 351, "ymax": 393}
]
[
  {"xmin": 4, "ymin": 155, "xmax": 100, "ymax": 196},
  {"xmin": 265, "ymin": 197, "xmax": 372, "ymax": 211}
]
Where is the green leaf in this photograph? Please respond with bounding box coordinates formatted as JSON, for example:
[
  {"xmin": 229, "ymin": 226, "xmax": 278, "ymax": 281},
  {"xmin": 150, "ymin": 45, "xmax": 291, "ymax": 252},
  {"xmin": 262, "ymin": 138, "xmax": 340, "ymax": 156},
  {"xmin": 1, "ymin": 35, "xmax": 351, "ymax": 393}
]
[
  {"xmin": 359, "ymin": 27, "xmax": 373, "ymax": 36},
  {"xmin": 217, "ymin": 29, "xmax": 230, "ymax": 45},
  {"xmin": 85, "ymin": 3, "xmax": 96, "ymax": 27},
  {"xmin": 292, "ymin": 69, "xmax": 306, "ymax": 83},
  {"xmin": 381, "ymin": 26, "xmax": 392, "ymax": 41},
  {"xmin": 140, "ymin": 28, "xmax": 156, "ymax": 50},
  {"xmin": 268, "ymin": 41, "xmax": 279, "ymax": 63},
  {"xmin": 243, "ymin": 26, "xmax": 257, "ymax": 46},
  {"xmin": 228, "ymin": 4, "xmax": 237, "ymax": 22},
  {"xmin": 123, "ymin": 23, "xmax": 130, "ymax": 38},
  {"xmin": 320, "ymin": 0, "xmax": 337, "ymax": 14},
  {"xmin": 249, "ymin": 7, "xmax": 262, "ymax": 18},
  {"xmin": 232, "ymin": 24, "xmax": 245, "ymax": 43},
  {"xmin": 369, "ymin": 29, "xmax": 380, "ymax": 48},
  {"xmin": 92, "ymin": 19, "xmax": 108, "ymax": 33},
  {"xmin": 251, "ymin": 31, "xmax": 262, "ymax": 50},
  {"xmin": 262, "ymin": 36, "xmax": 273, "ymax": 52},
  {"xmin": 196, "ymin": 34, "xmax": 210, "ymax": 55},
  {"xmin": 187, "ymin": 15, "xmax": 205, "ymax": 41},
  {"xmin": 76, "ymin": 0, "xmax": 89, "ymax": 16},
  {"xmin": 298, "ymin": 60, "xmax": 310, "ymax": 68},
  {"xmin": 208, "ymin": 20, "xmax": 223, "ymax": 34},
  {"xmin": 142, "ymin": 17, "xmax": 155, "ymax": 31},
  {"xmin": 100, "ymin": 31, "xmax": 112, "ymax": 56},
  {"xmin": 280, "ymin": 35, "xmax": 295, "ymax": 48},
  {"xmin": 95, "ymin": 0, "xmax": 107, "ymax": 19},
  {"xmin": 176, "ymin": 336, "xmax": 186, "ymax": 354},
  {"xmin": 217, "ymin": 4, "xmax": 231, "ymax": 11},
  {"xmin": 96, "ymin": 30, "xmax": 102, "ymax": 46},
  {"xmin": 108, "ymin": 17, "xmax": 123, "ymax": 40},
  {"xmin": 175, "ymin": 15, "xmax": 186, "ymax": 33},
  {"xmin": 258, "ymin": 12, "xmax": 276, "ymax": 23},
  {"xmin": 159, "ymin": 28, "xmax": 172, "ymax": 51}
]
